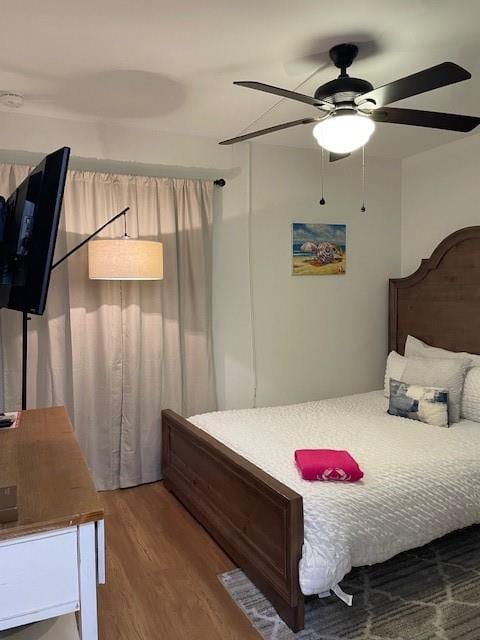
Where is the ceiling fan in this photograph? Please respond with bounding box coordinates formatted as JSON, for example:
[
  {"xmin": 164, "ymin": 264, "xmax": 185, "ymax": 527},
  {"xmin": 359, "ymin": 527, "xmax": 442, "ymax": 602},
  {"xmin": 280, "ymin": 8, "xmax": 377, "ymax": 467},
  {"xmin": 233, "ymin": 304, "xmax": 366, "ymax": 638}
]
[{"xmin": 219, "ymin": 43, "xmax": 480, "ymax": 161}]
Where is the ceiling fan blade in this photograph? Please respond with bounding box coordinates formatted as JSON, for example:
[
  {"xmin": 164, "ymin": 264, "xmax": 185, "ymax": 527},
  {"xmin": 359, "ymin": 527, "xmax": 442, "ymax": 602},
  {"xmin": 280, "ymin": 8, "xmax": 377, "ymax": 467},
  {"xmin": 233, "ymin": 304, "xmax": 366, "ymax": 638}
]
[
  {"xmin": 370, "ymin": 106, "xmax": 480, "ymax": 132},
  {"xmin": 329, "ymin": 151, "xmax": 351, "ymax": 162},
  {"xmin": 234, "ymin": 81, "xmax": 332, "ymax": 109},
  {"xmin": 356, "ymin": 62, "xmax": 471, "ymax": 107},
  {"xmin": 219, "ymin": 117, "xmax": 321, "ymax": 145}
]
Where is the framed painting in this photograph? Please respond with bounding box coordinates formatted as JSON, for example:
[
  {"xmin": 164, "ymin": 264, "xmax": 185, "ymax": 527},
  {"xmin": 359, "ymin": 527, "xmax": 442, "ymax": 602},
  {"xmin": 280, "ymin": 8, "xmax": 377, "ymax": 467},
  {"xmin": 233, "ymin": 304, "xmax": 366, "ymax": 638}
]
[{"xmin": 292, "ymin": 223, "xmax": 346, "ymax": 276}]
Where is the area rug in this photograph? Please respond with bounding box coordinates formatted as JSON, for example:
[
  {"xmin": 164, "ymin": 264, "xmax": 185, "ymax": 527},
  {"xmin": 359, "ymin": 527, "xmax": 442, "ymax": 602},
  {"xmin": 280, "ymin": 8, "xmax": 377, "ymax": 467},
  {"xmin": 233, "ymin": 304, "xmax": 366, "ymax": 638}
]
[{"xmin": 219, "ymin": 525, "xmax": 480, "ymax": 640}]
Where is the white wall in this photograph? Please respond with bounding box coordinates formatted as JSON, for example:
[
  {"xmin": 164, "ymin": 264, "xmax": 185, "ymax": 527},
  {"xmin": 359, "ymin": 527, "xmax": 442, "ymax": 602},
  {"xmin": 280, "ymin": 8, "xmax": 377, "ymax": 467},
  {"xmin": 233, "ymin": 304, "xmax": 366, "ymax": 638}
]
[
  {"xmin": 212, "ymin": 143, "xmax": 255, "ymax": 409},
  {"xmin": 0, "ymin": 110, "xmax": 232, "ymax": 174},
  {"xmin": 249, "ymin": 144, "xmax": 401, "ymax": 406},
  {"xmin": 401, "ymin": 133, "xmax": 480, "ymax": 275},
  {"xmin": 0, "ymin": 109, "xmax": 402, "ymax": 411}
]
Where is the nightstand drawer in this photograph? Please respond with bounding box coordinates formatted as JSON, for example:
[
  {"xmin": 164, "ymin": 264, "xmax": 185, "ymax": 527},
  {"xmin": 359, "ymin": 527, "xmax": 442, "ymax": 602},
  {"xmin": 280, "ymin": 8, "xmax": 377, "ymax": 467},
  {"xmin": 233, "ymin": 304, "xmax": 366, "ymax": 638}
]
[{"xmin": 0, "ymin": 527, "xmax": 79, "ymax": 627}]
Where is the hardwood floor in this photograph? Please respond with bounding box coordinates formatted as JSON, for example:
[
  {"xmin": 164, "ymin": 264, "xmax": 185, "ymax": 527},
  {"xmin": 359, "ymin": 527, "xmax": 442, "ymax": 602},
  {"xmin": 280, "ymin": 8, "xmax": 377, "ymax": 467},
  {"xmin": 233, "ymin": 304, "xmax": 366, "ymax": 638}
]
[{"xmin": 98, "ymin": 482, "xmax": 260, "ymax": 640}]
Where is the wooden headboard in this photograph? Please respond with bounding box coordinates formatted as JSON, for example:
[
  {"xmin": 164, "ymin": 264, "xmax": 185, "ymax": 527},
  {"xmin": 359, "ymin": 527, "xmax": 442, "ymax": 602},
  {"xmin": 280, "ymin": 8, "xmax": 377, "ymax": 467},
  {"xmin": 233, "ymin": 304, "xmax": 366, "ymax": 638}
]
[{"xmin": 389, "ymin": 226, "xmax": 480, "ymax": 356}]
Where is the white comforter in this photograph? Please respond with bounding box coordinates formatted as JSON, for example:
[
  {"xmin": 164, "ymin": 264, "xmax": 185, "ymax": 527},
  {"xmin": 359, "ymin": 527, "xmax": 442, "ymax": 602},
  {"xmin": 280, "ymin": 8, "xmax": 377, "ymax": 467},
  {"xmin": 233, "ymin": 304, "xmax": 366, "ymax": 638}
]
[{"xmin": 189, "ymin": 391, "xmax": 480, "ymax": 595}]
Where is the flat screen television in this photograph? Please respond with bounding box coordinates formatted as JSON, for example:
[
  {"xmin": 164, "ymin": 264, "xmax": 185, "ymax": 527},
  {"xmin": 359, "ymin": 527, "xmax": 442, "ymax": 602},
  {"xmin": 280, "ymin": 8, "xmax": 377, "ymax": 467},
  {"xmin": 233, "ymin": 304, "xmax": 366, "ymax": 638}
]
[{"xmin": 0, "ymin": 147, "xmax": 70, "ymax": 315}]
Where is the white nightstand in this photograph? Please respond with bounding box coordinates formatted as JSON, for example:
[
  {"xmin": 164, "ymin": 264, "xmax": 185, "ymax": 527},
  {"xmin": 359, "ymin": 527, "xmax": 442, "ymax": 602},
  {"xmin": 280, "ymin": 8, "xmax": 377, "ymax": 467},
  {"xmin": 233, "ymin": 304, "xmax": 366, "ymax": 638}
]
[{"xmin": 0, "ymin": 407, "xmax": 105, "ymax": 640}]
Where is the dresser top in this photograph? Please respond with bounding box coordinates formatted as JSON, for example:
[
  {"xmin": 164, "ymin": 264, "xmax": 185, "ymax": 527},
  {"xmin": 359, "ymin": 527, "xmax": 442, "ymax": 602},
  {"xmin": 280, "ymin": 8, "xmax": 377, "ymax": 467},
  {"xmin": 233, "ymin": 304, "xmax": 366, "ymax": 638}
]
[{"xmin": 0, "ymin": 406, "xmax": 103, "ymax": 540}]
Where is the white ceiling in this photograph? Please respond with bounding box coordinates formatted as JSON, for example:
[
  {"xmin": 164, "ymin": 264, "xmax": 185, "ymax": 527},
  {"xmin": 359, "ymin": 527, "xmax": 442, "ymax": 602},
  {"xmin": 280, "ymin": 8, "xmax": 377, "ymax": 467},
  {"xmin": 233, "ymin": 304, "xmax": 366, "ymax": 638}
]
[{"xmin": 1, "ymin": 0, "xmax": 480, "ymax": 158}]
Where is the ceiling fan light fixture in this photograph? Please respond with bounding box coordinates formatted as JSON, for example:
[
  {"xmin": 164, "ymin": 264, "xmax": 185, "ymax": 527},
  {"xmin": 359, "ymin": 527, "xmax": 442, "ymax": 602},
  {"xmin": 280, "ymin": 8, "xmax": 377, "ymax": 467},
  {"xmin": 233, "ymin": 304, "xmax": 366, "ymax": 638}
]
[{"xmin": 312, "ymin": 113, "xmax": 375, "ymax": 154}]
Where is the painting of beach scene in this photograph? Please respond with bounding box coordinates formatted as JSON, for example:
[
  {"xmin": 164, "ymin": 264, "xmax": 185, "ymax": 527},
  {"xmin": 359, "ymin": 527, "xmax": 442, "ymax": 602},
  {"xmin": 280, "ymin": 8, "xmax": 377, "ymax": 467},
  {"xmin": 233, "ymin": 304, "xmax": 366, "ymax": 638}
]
[{"xmin": 292, "ymin": 223, "xmax": 346, "ymax": 276}]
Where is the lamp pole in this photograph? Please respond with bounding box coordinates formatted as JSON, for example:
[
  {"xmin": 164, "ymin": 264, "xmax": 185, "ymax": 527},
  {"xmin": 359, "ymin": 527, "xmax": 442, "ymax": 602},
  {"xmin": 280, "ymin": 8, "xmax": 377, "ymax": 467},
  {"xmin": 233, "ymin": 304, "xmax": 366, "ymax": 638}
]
[{"xmin": 21, "ymin": 207, "xmax": 130, "ymax": 410}]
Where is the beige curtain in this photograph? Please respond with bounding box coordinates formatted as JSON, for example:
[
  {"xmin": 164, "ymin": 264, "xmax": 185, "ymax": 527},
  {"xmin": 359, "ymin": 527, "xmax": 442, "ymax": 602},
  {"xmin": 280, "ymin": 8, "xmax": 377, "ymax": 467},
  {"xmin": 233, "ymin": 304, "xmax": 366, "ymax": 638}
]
[{"xmin": 0, "ymin": 166, "xmax": 216, "ymax": 490}]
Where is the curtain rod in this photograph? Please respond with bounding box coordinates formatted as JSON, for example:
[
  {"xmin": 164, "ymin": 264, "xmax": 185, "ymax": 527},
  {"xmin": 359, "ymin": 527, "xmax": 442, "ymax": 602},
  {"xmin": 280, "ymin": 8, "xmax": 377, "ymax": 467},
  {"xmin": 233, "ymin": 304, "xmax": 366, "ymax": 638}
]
[{"xmin": 0, "ymin": 152, "xmax": 228, "ymax": 186}]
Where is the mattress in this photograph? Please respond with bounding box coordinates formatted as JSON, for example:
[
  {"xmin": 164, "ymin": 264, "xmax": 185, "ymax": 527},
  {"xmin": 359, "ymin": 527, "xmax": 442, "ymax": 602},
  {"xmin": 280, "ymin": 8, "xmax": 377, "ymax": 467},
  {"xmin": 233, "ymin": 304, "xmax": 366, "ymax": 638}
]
[{"xmin": 189, "ymin": 390, "xmax": 480, "ymax": 596}]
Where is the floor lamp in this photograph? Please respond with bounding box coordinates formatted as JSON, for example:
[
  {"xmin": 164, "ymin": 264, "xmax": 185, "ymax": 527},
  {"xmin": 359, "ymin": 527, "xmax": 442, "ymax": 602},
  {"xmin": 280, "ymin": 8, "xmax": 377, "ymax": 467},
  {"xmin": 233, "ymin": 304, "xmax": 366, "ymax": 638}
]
[{"xmin": 21, "ymin": 206, "xmax": 163, "ymax": 409}]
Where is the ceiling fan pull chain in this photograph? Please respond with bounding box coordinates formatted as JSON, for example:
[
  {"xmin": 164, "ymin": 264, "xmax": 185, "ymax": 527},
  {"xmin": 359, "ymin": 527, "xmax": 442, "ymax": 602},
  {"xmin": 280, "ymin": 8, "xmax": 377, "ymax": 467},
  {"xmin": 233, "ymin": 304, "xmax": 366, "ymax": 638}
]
[
  {"xmin": 320, "ymin": 147, "xmax": 326, "ymax": 205},
  {"xmin": 361, "ymin": 146, "xmax": 367, "ymax": 213}
]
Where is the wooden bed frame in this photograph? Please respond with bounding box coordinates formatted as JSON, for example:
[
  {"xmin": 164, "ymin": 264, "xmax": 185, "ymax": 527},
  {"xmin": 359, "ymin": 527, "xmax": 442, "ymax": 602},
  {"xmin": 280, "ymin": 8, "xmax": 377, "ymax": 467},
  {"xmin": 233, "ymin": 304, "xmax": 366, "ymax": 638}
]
[{"xmin": 162, "ymin": 225, "xmax": 480, "ymax": 632}]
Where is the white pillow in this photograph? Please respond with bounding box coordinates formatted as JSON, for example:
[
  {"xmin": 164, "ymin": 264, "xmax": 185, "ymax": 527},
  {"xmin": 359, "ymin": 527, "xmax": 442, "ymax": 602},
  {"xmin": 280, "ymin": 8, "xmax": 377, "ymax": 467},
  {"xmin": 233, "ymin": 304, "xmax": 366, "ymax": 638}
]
[
  {"xmin": 461, "ymin": 367, "xmax": 480, "ymax": 423},
  {"xmin": 384, "ymin": 351, "xmax": 407, "ymax": 397},
  {"xmin": 401, "ymin": 355, "xmax": 471, "ymax": 423},
  {"xmin": 405, "ymin": 335, "xmax": 480, "ymax": 419},
  {"xmin": 405, "ymin": 335, "xmax": 480, "ymax": 368}
]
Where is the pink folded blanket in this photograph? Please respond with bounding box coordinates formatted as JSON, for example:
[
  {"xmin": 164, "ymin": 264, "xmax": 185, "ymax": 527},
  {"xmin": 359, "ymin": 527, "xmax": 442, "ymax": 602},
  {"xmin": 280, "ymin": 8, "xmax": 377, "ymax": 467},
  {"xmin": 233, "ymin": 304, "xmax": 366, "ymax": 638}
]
[{"xmin": 294, "ymin": 449, "xmax": 364, "ymax": 482}]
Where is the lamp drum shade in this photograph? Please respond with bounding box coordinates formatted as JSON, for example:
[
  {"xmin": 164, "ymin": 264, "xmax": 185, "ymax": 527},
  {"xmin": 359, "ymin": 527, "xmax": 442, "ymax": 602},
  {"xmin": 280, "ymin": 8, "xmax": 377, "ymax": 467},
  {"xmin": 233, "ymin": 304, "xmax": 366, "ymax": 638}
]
[{"xmin": 88, "ymin": 238, "xmax": 163, "ymax": 280}]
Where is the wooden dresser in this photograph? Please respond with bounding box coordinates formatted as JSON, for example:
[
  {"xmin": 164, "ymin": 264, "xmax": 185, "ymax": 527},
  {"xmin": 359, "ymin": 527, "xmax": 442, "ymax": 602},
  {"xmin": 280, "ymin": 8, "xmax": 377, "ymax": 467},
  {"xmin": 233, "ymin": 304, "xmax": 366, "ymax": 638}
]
[{"xmin": 0, "ymin": 406, "xmax": 105, "ymax": 639}]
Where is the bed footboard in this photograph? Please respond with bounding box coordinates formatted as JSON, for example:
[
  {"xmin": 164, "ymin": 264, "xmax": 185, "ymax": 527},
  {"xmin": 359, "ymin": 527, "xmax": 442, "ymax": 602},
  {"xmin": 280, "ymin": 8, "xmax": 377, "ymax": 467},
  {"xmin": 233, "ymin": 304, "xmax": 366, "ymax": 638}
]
[{"xmin": 161, "ymin": 409, "xmax": 305, "ymax": 631}]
